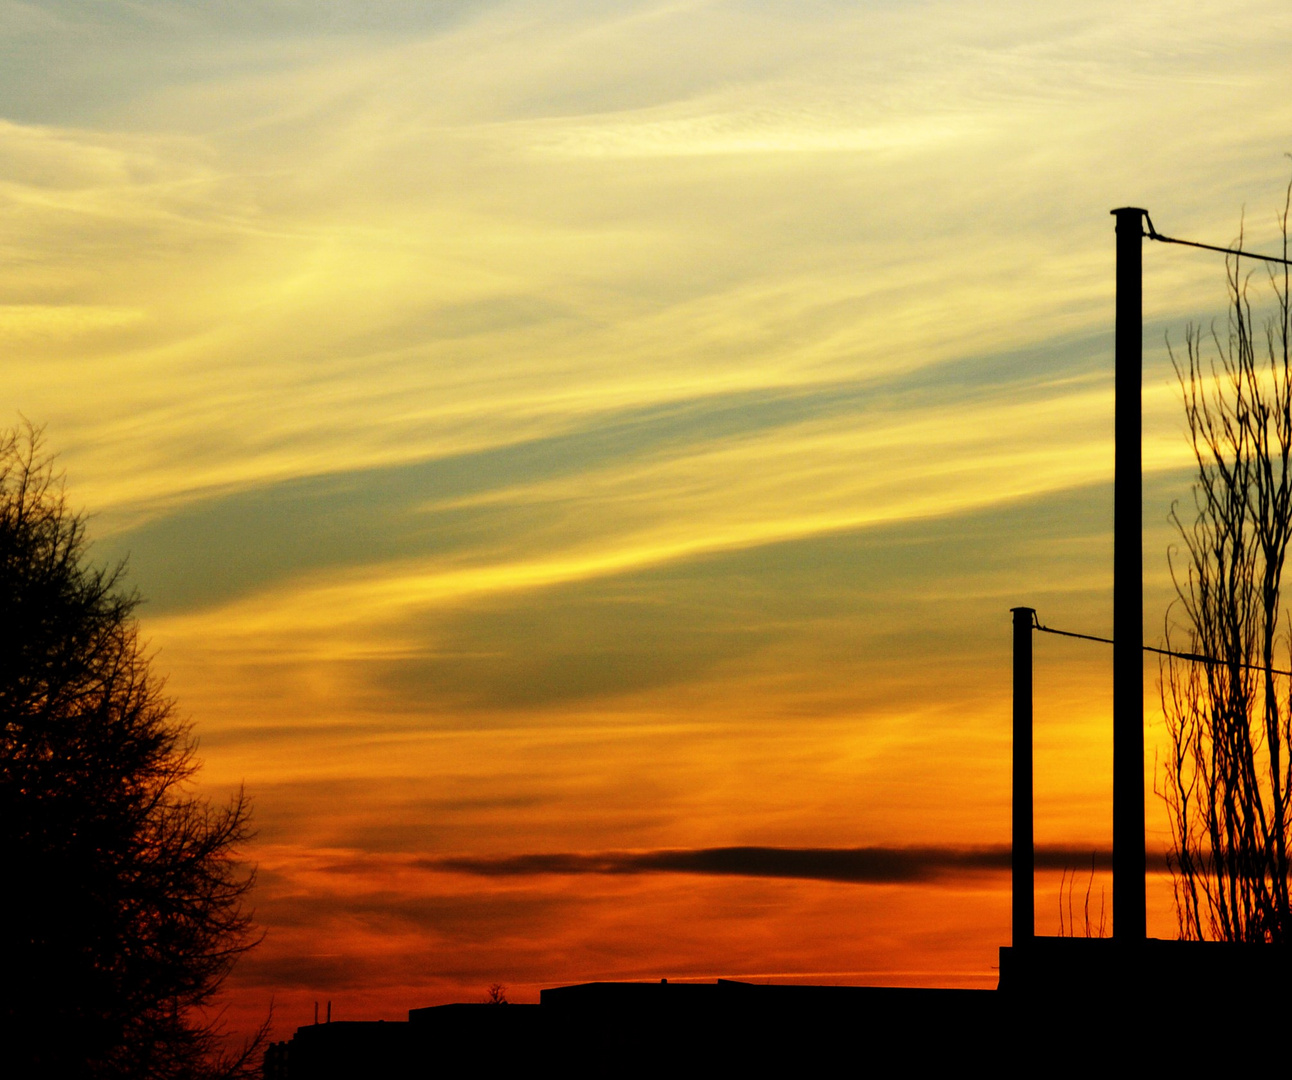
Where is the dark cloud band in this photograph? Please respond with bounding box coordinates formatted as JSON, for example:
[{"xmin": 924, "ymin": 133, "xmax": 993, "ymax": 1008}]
[{"xmin": 428, "ymin": 845, "xmax": 1122, "ymax": 885}]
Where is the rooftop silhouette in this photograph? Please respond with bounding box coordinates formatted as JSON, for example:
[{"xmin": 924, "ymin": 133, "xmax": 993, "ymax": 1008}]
[{"xmin": 264, "ymin": 208, "xmax": 1292, "ymax": 1076}]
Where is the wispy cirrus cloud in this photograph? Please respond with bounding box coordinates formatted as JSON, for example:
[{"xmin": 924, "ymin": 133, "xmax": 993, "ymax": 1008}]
[{"xmin": 3, "ymin": 0, "xmax": 1287, "ymax": 1031}]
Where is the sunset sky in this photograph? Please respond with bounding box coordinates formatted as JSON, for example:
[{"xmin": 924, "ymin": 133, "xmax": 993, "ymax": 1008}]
[{"xmin": 6, "ymin": 0, "xmax": 1292, "ymax": 1035}]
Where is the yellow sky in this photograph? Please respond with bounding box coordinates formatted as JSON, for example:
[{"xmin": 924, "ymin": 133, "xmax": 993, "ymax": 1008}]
[{"xmin": 5, "ymin": 0, "xmax": 1292, "ymax": 1032}]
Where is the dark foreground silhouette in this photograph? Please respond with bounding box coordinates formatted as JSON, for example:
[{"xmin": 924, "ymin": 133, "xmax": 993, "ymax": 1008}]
[
  {"xmin": 264, "ymin": 936, "xmax": 1292, "ymax": 1076},
  {"xmin": 269, "ymin": 207, "xmax": 1292, "ymax": 1077}
]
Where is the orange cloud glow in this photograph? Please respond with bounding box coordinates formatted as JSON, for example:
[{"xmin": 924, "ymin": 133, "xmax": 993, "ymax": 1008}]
[{"xmin": 4, "ymin": 0, "xmax": 1292, "ymax": 1045}]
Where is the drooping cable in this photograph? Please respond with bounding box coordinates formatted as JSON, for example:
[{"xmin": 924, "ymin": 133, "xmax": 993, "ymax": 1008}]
[
  {"xmin": 1030, "ymin": 612, "xmax": 1292, "ymax": 678},
  {"xmin": 1142, "ymin": 212, "xmax": 1292, "ymax": 268}
]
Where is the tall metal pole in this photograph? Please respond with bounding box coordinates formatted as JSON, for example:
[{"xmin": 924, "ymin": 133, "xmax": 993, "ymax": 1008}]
[
  {"xmin": 1011, "ymin": 606, "xmax": 1035, "ymax": 947},
  {"xmin": 1112, "ymin": 207, "xmax": 1147, "ymax": 942}
]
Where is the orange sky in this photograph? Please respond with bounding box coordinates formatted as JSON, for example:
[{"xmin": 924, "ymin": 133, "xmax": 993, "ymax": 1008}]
[{"xmin": 5, "ymin": 0, "xmax": 1292, "ymax": 1042}]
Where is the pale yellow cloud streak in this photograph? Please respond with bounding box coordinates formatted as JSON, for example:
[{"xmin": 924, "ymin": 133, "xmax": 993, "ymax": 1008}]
[
  {"xmin": 6, "ymin": 0, "xmax": 1287, "ymax": 534},
  {"xmin": 141, "ymin": 377, "xmax": 1109, "ymax": 650},
  {"xmin": 5, "ymin": 2, "xmax": 1292, "ymax": 1016}
]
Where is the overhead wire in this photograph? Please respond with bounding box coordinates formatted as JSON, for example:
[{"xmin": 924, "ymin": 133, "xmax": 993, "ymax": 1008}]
[
  {"xmin": 1030, "ymin": 613, "xmax": 1292, "ymax": 679},
  {"xmin": 1026, "ymin": 214, "xmax": 1292, "ymax": 676},
  {"xmin": 1142, "ymin": 212, "xmax": 1292, "ymax": 267}
]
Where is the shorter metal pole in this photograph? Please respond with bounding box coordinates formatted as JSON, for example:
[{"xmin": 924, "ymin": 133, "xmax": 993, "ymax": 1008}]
[{"xmin": 1011, "ymin": 607, "xmax": 1035, "ymax": 946}]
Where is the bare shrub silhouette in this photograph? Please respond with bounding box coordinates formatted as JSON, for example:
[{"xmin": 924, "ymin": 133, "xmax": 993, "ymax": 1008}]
[
  {"xmin": 1161, "ymin": 180, "xmax": 1292, "ymax": 942},
  {"xmin": 1056, "ymin": 854, "xmax": 1106, "ymax": 938}
]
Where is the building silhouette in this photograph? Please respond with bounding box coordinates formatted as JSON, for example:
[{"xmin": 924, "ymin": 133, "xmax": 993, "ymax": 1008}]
[{"xmin": 264, "ymin": 212, "xmax": 1292, "ymax": 1075}]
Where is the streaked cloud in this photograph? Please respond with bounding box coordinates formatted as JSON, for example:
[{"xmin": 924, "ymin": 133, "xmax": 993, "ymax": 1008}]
[
  {"xmin": 430, "ymin": 844, "xmax": 1122, "ymax": 883},
  {"xmin": 3, "ymin": 0, "xmax": 1290, "ymax": 1037}
]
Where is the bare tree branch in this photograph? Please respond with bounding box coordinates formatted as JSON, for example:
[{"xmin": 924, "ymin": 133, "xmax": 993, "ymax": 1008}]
[{"xmin": 1162, "ymin": 178, "xmax": 1292, "ymax": 943}]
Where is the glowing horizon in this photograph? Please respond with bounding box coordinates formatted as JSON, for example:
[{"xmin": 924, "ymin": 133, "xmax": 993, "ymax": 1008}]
[{"xmin": 6, "ymin": 0, "xmax": 1292, "ymax": 1038}]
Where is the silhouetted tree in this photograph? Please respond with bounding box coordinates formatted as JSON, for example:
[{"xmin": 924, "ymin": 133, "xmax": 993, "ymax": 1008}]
[
  {"xmin": 0, "ymin": 426, "xmax": 261, "ymax": 1078},
  {"xmin": 1161, "ymin": 181, "xmax": 1292, "ymax": 942}
]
